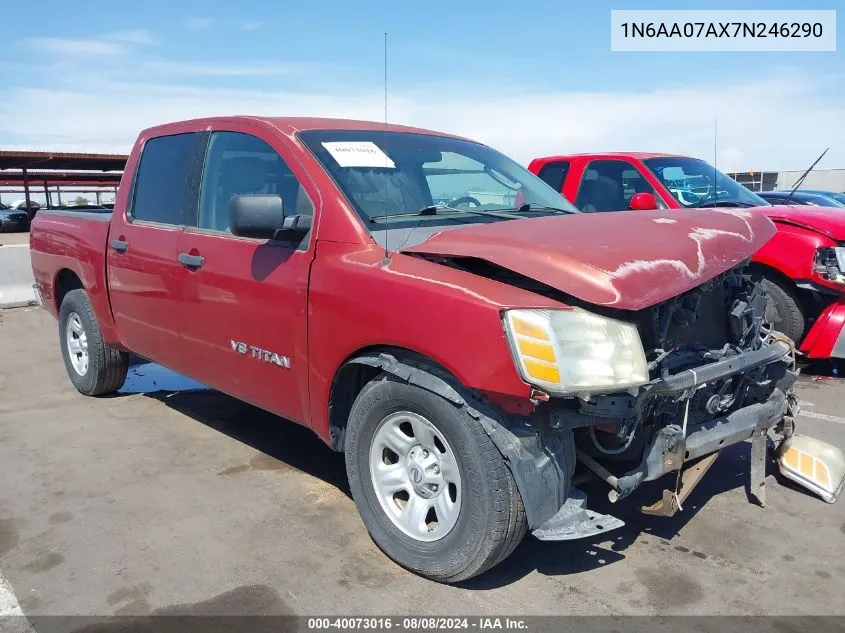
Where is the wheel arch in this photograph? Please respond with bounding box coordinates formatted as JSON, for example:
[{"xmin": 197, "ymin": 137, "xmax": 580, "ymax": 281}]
[
  {"xmin": 327, "ymin": 345, "xmax": 464, "ymax": 452},
  {"xmin": 54, "ymin": 268, "xmax": 85, "ymax": 312},
  {"xmin": 327, "ymin": 345, "xmax": 576, "ymax": 530}
]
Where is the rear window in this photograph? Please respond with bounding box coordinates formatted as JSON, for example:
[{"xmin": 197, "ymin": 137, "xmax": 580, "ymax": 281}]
[
  {"xmin": 536, "ymin": 161, "xmax": 570, "ymax": 193},
  {"xmin": 131, "ymin": 133, "xmax": 200, "ymax": 225}
]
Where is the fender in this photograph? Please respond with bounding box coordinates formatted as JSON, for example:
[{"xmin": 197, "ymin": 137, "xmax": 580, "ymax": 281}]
[{"xmin": 342, "ymin": 352, "xmax": 574, "ymax": 528}]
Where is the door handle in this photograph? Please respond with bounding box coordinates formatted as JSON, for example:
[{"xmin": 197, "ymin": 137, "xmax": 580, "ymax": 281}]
[
  {"xmin": 178, "ymin": 252, "xmax": 205, "ymax": 269},
  {"xmin": 111, "ymin": 239, "xmax": 129, "ymax": 253}
]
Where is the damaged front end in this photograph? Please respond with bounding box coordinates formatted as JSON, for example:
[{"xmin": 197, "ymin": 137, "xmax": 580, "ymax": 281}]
[
  {"xmin": 547, "ymin": 265, "xmax": 800, "ymax": 517},
  {"xmin": 505, "ymin": 264, "xmax": 828, "ymax": 540}
]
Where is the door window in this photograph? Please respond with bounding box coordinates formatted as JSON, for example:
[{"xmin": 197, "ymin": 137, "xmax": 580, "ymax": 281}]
[
  {"xmin": 575, "ymin": 159, "xmax": 655, "ymax": 212},
  {"xmin": 197, "ymin": 131, "xmax": 313, "ymax": 237},
  {"xmin": 536, "ymin": 161, "xmax": 570, "ymax": 193},
  {"xmin": 130, "ymin": 132, "xmax": 201, "ymax": 225}
]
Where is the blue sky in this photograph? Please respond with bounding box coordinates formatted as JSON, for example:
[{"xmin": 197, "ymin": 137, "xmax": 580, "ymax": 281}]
[{"xmin": 1, "ymin": 0, "xmax": 843, "ymax": 171}]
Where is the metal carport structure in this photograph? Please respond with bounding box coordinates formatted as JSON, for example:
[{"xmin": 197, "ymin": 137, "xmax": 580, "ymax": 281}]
[{"xmin": 0, "ymin": 150, "xmax": 127, "ymax": 213}]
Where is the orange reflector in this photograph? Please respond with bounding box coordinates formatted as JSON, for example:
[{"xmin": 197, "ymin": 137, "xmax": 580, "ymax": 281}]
[
  {"xmin": 783, "ymin": 447, "xmax": 799, "ymax": 471},
  {"xmin": 517, "ymin": 337, "xmax": 556, "ymax": 362},
  {"xmin": 511, "ymin": 317, "xmax": 549, "ymax": 341},
  {"xmin": 800, "ymin": 452, "xmax": 814, "ymax": 477},
  {"xmin": 523, "ymin": 359, "xmax": 560, "ymax": 384},
  {"xmin": 778, "ymin": 435, "xmax": 845, "ymax": 504}
]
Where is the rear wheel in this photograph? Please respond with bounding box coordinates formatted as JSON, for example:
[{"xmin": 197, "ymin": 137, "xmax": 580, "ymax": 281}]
[
  {"xmin": 762, "ymin": 276, "xmax": 805, "ymax": 343},
  {"xmin": 344, "ymin": 373, "xmax": 527, "ymax": 583},
  {"xmin": 59, "ymin": 289, "xmax": 129, "ymax": 396}
]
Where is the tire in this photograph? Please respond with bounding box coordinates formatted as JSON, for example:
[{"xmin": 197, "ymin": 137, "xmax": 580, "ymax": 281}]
[
  {"xmin": 59, "ymin": 289, "xmax": 129, "ymax": 396},
  {"xmin": 761, "ymin": 276, "xmax": 805, "ymax": 343},
  {"xmin": 345, "ymin": 373, "xmax": 527, "ymax": 583}
]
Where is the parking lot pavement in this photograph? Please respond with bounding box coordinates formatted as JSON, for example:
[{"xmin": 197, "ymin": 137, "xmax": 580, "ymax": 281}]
[
  {"xmin": 0, "ymin": 232, "xmax": 30, "ymax": 246},
  {"xmin": 1, "ymin": 307, "xmax": 844, "ymax": 618}
]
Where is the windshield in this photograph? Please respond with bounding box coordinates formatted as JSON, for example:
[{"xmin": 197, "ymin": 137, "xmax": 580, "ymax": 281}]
[
  {"xmin": 826, "ymin": 192, "xmax": 845, "ymax": 206},
  {"xmin": 299, "ymin": 129, "xmax": 578, "ymax": 231},
  {"xmin": 643, "ymin": 157, "xmax": 768, "ymax": 208},
  {"xmin": 805, "ymin": 191, "xmax": 845, "ymax": 207}
]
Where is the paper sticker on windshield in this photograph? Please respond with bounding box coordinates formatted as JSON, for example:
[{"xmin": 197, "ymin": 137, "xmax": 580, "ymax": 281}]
[{"xmin": 322, "ymin": 142, "xmax": 395, "ymax": 168}]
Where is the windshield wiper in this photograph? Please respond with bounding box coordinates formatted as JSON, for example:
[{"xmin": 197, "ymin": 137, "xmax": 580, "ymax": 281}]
[
  {"xmin": 370, "ymin": 204, "xmax": 524, "ymax": 222},
  {"xmin": 514, "ymin": 203, "xmax": 576, "ymax": 214},
  {"xmin": 693, "ymin": 200, "xmax": 758, "ymax": 208}
]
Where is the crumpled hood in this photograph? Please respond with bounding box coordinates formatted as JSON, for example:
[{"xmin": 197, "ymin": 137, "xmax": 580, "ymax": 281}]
[
  {"xmin": 402, "ymin": 208, "xmax": 776, "ymax": 310},
  {"xmin": 760, "ymin": 205, "xmax": 845, "ymax": 241}
]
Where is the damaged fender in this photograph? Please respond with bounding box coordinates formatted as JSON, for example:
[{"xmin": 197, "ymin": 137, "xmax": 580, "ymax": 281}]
[{"xmin": 341, "ymin": 352, "xmax": 577, "ymax": 529}]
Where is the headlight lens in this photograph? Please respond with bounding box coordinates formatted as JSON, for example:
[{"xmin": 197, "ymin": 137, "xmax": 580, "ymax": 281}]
[
  {"xmin": 503, "ymin": 308, "xmax": 649, "ymax": 395},
  {"xmin": 813, "ymin": 246, "xmax": 845, "ymax": 285}
]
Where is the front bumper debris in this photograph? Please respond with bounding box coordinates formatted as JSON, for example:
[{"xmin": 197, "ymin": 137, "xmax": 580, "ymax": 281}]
[
  {"xmin": 610, "ymin": 387, "xmax": 791, "ymax": 505},
  {"xmin": 531, "ymin": 488, "xmax": 624, "ymax": 541},
  {"xmin": 551, "ymin": 337, "xmax": 801, "ymax": 522}
]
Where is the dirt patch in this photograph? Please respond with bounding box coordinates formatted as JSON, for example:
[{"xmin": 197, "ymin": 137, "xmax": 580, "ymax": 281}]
[
  {"xmin": 249, "ymin": 453, "xmax": 291, "ymax": 473},
  {"xmin": 21, "ymin": 552, "xmax": 65, "ymax": 573},
  {"xmin": 66, "ymin": 585, "xmax": 295, "ymax": 632},
  {"xmin": 634, "ymin": 567, "xmax": 704, "ymax": 609},
  {"xmin": 48, "ymin": 511, "xmax": 73, "ymax": 525},
  {"xmin": 106, "ymin": 583, "xmax": 153, "ymax": 607},
  {"xmin": 19, "ymin": 594, "xmax": 46, "ymax": 613},
  {"xmin": 0, "ymin": 517, "xmax": 21, "ymax": 557}
]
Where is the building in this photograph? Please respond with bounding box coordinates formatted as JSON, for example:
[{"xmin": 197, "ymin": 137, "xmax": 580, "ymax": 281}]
[{"xmin": 728, "ymin": 169, "xmax": 845, "ymax": 193}]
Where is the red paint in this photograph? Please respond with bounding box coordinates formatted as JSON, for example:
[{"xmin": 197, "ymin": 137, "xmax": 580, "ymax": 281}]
[
  {"xmin": 800, "ymin": 299, "xmax": 845, "ymax": 359},
  {"xmin": 530, "ymin": 152, "xmax": 845, "ymax": 358},
  {"xmin": 27, "ymin": 118, "xmax": 786, "ymax": 448},
  {"xmin": 404, "ymin": 208, "xmax": 776, "ymax": 311}
]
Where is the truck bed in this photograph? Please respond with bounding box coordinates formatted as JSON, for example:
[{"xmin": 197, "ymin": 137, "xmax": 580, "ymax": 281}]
[{"xmin": 29, "ymin": 209, "xmax": 119, "ymax": 343}]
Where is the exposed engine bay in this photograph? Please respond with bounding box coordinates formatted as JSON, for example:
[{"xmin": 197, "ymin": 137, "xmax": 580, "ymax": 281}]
[
  {"xmin": 421, "ymin": 253, "xmax": 802, "ymax": 519},
  {"xmin": 563, "ymin": 263, "xmax": 797, "ymax": 461}
]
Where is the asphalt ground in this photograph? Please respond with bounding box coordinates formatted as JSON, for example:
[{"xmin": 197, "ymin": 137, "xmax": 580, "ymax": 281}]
[{"xmin": 0, "ymin": 306, "xmax": 843, "ymax": 624}]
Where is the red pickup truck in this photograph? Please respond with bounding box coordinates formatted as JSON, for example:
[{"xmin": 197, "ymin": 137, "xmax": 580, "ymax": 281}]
[
  {"xmin": 30, "ymin": 118, "xmax": 811, "ymax": 582},
  {"xmin": 528, "ymin": 153, "xmax": 845, "ymax": 363}
]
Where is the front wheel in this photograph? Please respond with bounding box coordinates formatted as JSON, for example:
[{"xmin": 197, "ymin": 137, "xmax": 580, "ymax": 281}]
[
  {"xmin": 59, "ymin": 289, "xmax": 129, "ymax": 396},
  {"xmin": 345, "ymin": 373, "xmax": 527, "ymax": 583},
  {"xmin": 761, "ymin": 276, "xmax": 805, "ymax": 344}
]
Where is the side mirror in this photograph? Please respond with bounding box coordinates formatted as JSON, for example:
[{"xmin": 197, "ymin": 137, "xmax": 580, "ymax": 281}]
[
  {"xmin": 629, "ymin": 192, "xmax": 658, "ymax": 211},
  {"xmin": 229, "ymin": 194, "xmax": 312, "ymax": 241},
  {"xmin": 230, "ymin": 194, "xmax": 284, "ymax": 239}
]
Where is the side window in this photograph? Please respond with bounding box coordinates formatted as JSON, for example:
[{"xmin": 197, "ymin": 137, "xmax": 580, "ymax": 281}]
[
  {"xmin": 198, "ymin": 131, "xmax": 314, "ymax": 234},
  {"xmin": 575, "ymin": 159, "xmax": 654, "ymax": 212},
  {"xmin": 536, "ymin": 161, "xmax": 570, "ymax": 193},
  {"xmin": 131, "ymin": 132, "xmax": 199, "ymax": 225}
]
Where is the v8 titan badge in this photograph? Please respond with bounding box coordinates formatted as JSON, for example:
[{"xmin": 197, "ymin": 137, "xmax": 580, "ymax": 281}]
[{"xmin": 230, "ymin": 340, "xmax": 291, "ymax": 369}]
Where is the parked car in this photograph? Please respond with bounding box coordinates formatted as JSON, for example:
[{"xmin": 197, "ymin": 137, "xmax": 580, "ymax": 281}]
[
  {"xmin": 0, "ymin": 202, "xmax": 31, "ymax": 232},
  {"xmin": 7, "ymin": 199, "xmax": 41, "ymax": 220},
  {"xmin": 30, "ymin": 118, "xmax": 841, "ymax": 582},
  {"xmin": 528, "ymin": 153, "xmax": 845, "ymax": 362},
  {"xmin": 758, "ymin": 190, "xmax": 845, "ymax": 208}
]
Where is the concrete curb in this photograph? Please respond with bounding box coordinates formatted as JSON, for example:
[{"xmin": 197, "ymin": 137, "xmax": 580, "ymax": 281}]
[{"xmin": 0, "ymin": 244, "xmax": 36, "ymax": 309}]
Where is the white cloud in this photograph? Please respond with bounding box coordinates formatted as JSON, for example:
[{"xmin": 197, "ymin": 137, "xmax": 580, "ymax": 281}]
[
  {"xmin": 105, "ymin": 29, "xmax": 157, "ymax": 45},
  {"xmin": 0, "ymin": 68, "xmax": 841, "ymax": 173},
  {"xmin": 185, "ymin": 18, "xmax": 213, "ymax": 32},
  {"xmin": 139, "ymin": 60, "xmax": 302, "ymax": 77},
  {"xmin": 240, "ymin": 21, "xmax": 265, "ymax": 31},
  {"xmin": 22, "ymin": 37, "xmax": 126, "ymax": 56}
]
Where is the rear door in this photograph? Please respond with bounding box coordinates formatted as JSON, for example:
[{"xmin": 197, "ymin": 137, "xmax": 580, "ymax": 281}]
[
  {"xmin": 175, "ymin": 128, "xmax": 317, "ymax": 425},
  {"xmin": 107, "ymin": 132, "xmax": 205, "ymax": 371}
]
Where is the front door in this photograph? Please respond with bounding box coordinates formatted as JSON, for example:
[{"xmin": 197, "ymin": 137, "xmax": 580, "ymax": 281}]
[
  {"xmin": 176, "ymin": 129, "xmax": 316, "ymax": 424},
  {"xmin": 107, "ymin": 132, "xmax": 203, "ymax": 372},
  {"xmin": 574, "ymin": 159, "xmax": 657, "ymax": 213}
]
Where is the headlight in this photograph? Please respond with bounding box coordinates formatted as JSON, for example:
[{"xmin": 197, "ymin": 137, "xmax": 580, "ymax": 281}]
[
  {"xmin": 813, "ymin": 246, "xmax": 845, "ymax": 285},
  {"xmin": 503, "ymin": 307, "xmax": 649, "ymax": 395}
]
